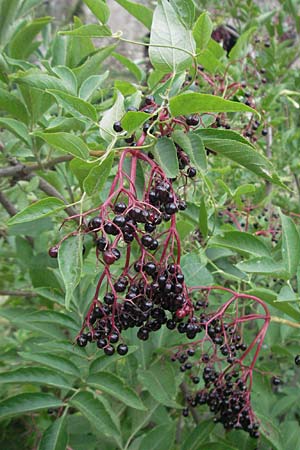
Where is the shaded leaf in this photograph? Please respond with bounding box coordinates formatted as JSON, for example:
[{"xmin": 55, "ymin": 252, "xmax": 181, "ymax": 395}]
[
  {"xmin": 210, "ymin": 231, "xmax": 271, "ymax": 257},
  {"xmin": 0, "ymin": 117, "xmax": 31, "ymax": 145},
  {"xmin": 60, "ymin": 24, "xmax": 111, "ymax": 38},
  {"xmin": 139, "ymin": 424, "xmax": 175, "ymax": 450},
  {"xmin": 19, "ymin": 352, "xmax": 80, "ymax": 377},
  {"xmin": 115, "ymin": 0, "xmax": 153, "ymax": 29},
  {"xmin": 280, "ymin": 212, "xmax": 300, "ymax": 277},
  {"xmin": 8, "ymin": 197, "xmax": 65, "ymax": 225},
  {"xmin": 153, "ymin": 137, "xmax": 179, "ymax": 178},
  {"xmin": 47, "ymin": 89, "xmax": 98, "ymax": 121},
  {"xmin": 34, "ymin": 131, "xmax": 90, "ymax": 160},
  {"xmin": 0, "ymin": 367, "xmax": 72, "ymax": 389},
  {"xmin": 38, "ymin": 416, "xmax": 68, "ymax": 450},
  {"xmin": 0, "ymin": 393, "xmax": 63, "ymax": 420},
  {"xmin": 83, "ymin": 0, "xmax": 110, "ymax": 24},
  {"xmin": 9, "ymin": 17, "xmax": 52, "ymax": 59},
  {"xmin": 79, "ymin": 72, "xmax": 109, "ymax": 100},
  {"xmin": 193, "ymin": 12, "xmax": 213, "ymax": 50},
  {"xmin": 83, "ymin": 151, "xmax": 114, "ymax": 196}
]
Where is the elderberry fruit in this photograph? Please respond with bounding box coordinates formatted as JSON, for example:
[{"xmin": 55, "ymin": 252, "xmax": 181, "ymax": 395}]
[
  {"xmin": 113, "ymin": 215, "xmax": 126, "ymax": 228},
  {"xmin": 77, "ymin": 335, "xmax": 87, "ymax": 347},
  {"xmin": 96, "ymin": 237, "xmax": 107, "ymax": 251},
  {"xmin": 165, "ymin": 203, "xmax": 178, "ymax": 215},
  {"xmin": 187, "ymin": 167, "xmax": 197, "ymax": 178},
  {"xmin": 104, "ymin": 345, "xmax": 115, "ymax": 356},
  {"xmin": 114, "ymin": 202, "xmax": 127, "ymax": 214},
  {"xmin": 88, "ymin": 216, "xmax": 102, "ymax": 230},
  {"xmin": 103, "ymin": 248, "xmax": 120, "ymax": 265},
  {"xmin": 117, "ymin": 343, "xmax": 128, "ymax": 355},
  {"xmin": 295, "ymin": 355, "xmax": 300, "ymax": 366},
  {"xmin": 186, "ymin": 115, "xmax": 199, "ymax": 126},
  {"xmin": 49, "ymin": 246, "xmax": 58, "ymax": 258},
  {"xmin": 145, "ymin": 95, "xmax": 154, "ymax": 105},
  {"xmin": 262, "ymin": 129, "xmax": 268, "ymax": 136},
  {"xmin": 272, "ymin": 376, "xmax": 281, "ymax": 386},
  {"xmin": 141, "ymin": 234, "xmax": 153, "ymax": 248},
  {"xmin": 104, "ymin": 293, "xmax": 115, "ymax": 305},
  {"xmin": 113, "ymin": 121, "xmax": 123, "ymax": 132}
]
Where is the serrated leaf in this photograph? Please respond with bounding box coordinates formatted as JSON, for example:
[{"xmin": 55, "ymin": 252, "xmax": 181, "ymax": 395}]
[
  {"xmin": 153, "ymin": 137, "xmax": 179, "ymax": 178},
  {"xmin": 58, "ymin": 235, "xmax": 83, "ymax": 310},
  {"xmin": 0, "ymin": 117, "xmax": 31, "ymax": 144},
  {"xmin": 139, "ymin": 423, "xmax": 175, "ymax": 450},
  {"xmin": 149, "ymin": 0, "xmax": 194, "ymax": 73},
  {"xmin": 237, "ymin": 257, "xmax": 287, "ymax": 276},
  {"xmin": 181, "ymin": 253, "xmax": 213, "ymax": 286},
  {"xmin": 34, "ymin": 131, "xmax": 89, "ymax": 160},
  {"xmin": 182, "ymin": 420, "xmax": 215, "ymax": 450},
  {"xmin": 0, "ymin": 393, "xmax": 63, "ymax": 420},
  {"xmin": 83, "ymin": 151, "xmax": 114, "ymax": 196},
  {"xmin": 0, "ymin": 87, "xmax": 29, "ymax": 123},
  {"xmin": 210, "ymin": 231, "xmax": 270, "ymax": 257},
  {"xmin": 169, "ymin": 93, "xmax": 258, "ymax": 116},
  {"xmin": 100, "ymin": 91, "xmax": 125, "ymax": 142},
  {"xmin": 46, "ymin": 89, "xmax": 97, "ymax": 121},
  {"xmin": 83, "ymin": 0, "xmax": 110, "ymax": 24},
  {"xmin": 60, "ymin": 24, "xmax": 111, "ymax": 38},
  {"xmin": 121, "ymin": 111, "xmax": 149, "ymax": 135},
  {"xmin": 9, "ymin": 16, "xmax": 52, "ymax": 59},
  {"xmin": 70, "ymin": 391, "xmax": 121, "ymax": 444},
  {"xmin": 87, "ymin": 371, "xmax": 146, "ymax": 410},
  {"xmin": 38, "ymin": 416, "xmax": 68, "ymax": 450},
  {"xmin": 193, "ymin": 12, "xmax": 213, "ymax": 50},
  {"xmin": 19, "ymin": 352, "xmax": 80, "ymax": 377},
  {"xmin": 172, "ymin": 130, "xmax": 207, "ymax": 171},
  {"xmin": 115, "ymin": 0, "xmax": 153, "ymax": 29},
  {"xmin": 112, "ymin": 52, "xmax": 143, "ymax": 82},
  {"xmin": 0, "ymin": 367, "xmax": 72, "ymax": 389},
  {"xmin": 8, "ymin": 197, "xmax": 65, "ymax": 225},
  {"xmin": 280, "ymin": 212, "xmax": 300, "ymax": 277},
  {"xmin": 79, "ymin": 72, "xmax": 109, "ymax": 100},
  {"xmin": 138, "ymin": 360, "xmax": 180, "ymax": 408},
  {"xmin": 73, "ymin": 44, "xmax": 117, "ymax": 86}
]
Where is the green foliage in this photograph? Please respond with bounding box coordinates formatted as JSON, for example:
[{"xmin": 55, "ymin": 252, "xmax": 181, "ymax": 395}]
[{"xmin": 0, "ymin": 0, "xmax": 300, "ymax": 449}]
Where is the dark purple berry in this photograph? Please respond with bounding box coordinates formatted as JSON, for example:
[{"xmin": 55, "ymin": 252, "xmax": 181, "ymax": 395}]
[
  {"xmin": 117, "ymin": 344, "xmax": 128, "ymax": 355},
  {"xmin": 113, "ymin": 121, "xmax": 123, "ymax": 132},
  {"xmin": 187, "ymin": 167, "xmax": 197, "ymax": 178},
  {"xmin": 49, "ymin": 246, "xmax": 58, "ymax": 258}
]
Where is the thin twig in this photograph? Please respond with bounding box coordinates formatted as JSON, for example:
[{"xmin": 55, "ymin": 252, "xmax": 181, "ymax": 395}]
[
  {"xmin": 0, "ymin": 191, "xmax": 18, "ymax": 216},
  {"xmin": 271, "ymin": 316, "xmax": 300, "ymax": 329},
  {"xmin": 0, "ymin": 290, "xmax": 36, "ymax": 297}
]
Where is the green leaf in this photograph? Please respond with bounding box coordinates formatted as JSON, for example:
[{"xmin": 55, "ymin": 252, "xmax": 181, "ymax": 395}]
[
  {"xmin": 169, "ymin": 93, "xmax": 258, "ymax": 116},
  {"xmin": 19, "ymin": 352, "xmax": 80, "ymax": 377},
  {"xmin": 51, "ymin": 66, "xmax": 78, "ymax": 95},
  {"xmin": 229, "ymin": 27, "xmax": 256, "ymax": 60},
  {"xmin": 248, "ymin": 288, "xmax": 300, "ymax": 322},
  {"xmin": 83, "ymin": 151, "xmax": 114, "ymax": 196},
  {"xmin": 0, "ymin": 393, "xmax": 63, "ymax": 420},
  {"xmin": 73, "ymin": 44, "xmax": 117, "ymax": 86},
  {"xmin": 9, "ymin": 17, "xmax": 52, "ymax": 59},
  {"xmin": 172, "ymin": 0, "xmax": 195, "ymax": 28},
  {"xmin": 280, "ymin": 212, "xmax": 300, "ymax": 277},
  {"xmin": 149, "ymin": 0, "xmax": 194, "ymax": 73},
  {"xmin": 197, "ymin": 135, "xmax": 281, "ymax": 185},
  {"xmin": 138, "ymin": 360, "xmax": 180, "ymax": 408},
  {"xmin": 34, "ymin": 131, "xmax": 90, "ymax": 160},
  {"xmin": 115, "ymin": 0, "xmax": 153, "ymax": 29},
  {"xmin": 199, "ymin": 198, "xmax": 208, "ymax": 239},
  {"xmin": 70, "ymin": 391, "xmax": 121, "ymax": 444},
  {"xmin": 14, "ymin": 70, "xmax": 69, "ymax": 93},
  {"xmin": 0, "ymin": 117, "xmax": 31, "ymax": 145},
  {"xmin": 172, "ymin": 130, "xmax": 207, "ymax": 171},
  {"xmin": 60, "ymin": 24, "xmax": 111, "ymax": 38},
  {"xmin": 8, "ymin": 197, "xmax": 65, "ymax": 226},
  {"xmin": 46, "ymin": 89, "xmax": 98, "ymax": 121},
  {"xmin": 87, "ymin": 371, "xmax": 146, "ymax": 410},
  {"xmin": 0, "ymin": 87, "xmax": 29, "ymax": 123},
  {"xmin": 210, "ymin": 231, "xmax": 271, "ymax": 257},
  {"xmin": 82, "ymin": 0, "xmax": 110, "ymax": 24},
  {"xmin": 58, "ymin": 235, "xmax": 83, "ymax": 310},
  {"xmin": 182, "ymin": 420, "xmax": 215, "ymax": 450},
  {"xmin": 139, "ymin": 424, "xmax": 175, "ymax": 450},
  {"xmin": 100, "ymin": 91, "xmax": 125, "ymax": 142},
  {"xmin": 181, "ymin": 253, "xmax": 213, "ymax": 286},
  {"xmin": 38, "ymin": 416, "xmax": 68, "ymax": 450},
  {"xmin": 197, "ymin": 48, "xmax": 224, "ymax": 74},
  {"xmin": 89, "ymin": 347, "xmax": 138, "ymax": 373},
  {"xmin": 193, "ymin": 12, "xmax": 213, "ymax": 50},
  {"xmin": 0, "ymin": 367, "xmax": 72, "ymax": 389},
  {"xmin": 112, "ymin": 52, "xmax": 143, "ymax": 82},
  {"xmin": 153, "ymin": 137, "xmax": 179, "ymax": 178},
  {"xmin": 121, "ymin": 111, "xmax": 149, "ymax": 135},
  {"xmin": 79, "ymin": 72, "xmax": 109, "ymax": 100},
  {"xmin": 237, "ymin": 257, "xmax": 287, "ymax": 276}
]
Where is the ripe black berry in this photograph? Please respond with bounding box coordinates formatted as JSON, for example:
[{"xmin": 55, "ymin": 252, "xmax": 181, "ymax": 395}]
[
  {"xmin": 187, "ymin": 167, "xmax": 197, "ymax": 178},
  {"xmin": 117, "ymin": 343, "xmax": 128, "ymax": 355},
  {"xmin": 186, "ymin": 115, "xmax": 199, "ymax": 126},
  {"xmin": 88, "ymin": 216, "xmax": 102, "ymax": 230},
  {"xmin": 114, "ymin": 202, "xmax": 127, "ymax": 214},
  {"xmin": 262, "ymin": 129, "xmax": 268, "ymax": 136},
  {"xmin": 295, "ymin": 355, "xmax": 300, "ymax": 366},
  {"xmin": 77, "ymin": 335, "xmax": 87, "ymax": 347},
  {"xmin": 96, "ymin": 237, "xmax": 107, "ymax": 251},
  {"xmin": 141, "ymin": 234, "xmax": 153, "ymax": 248},
  {"xmin": 145, "ymin": 95, "xmax": 154, "ymax": 105},
  {"xmin": 113, "ymin": 121, "xmax": 123, "ymax": 132},
  {"xmin": 272, "ymin": 376, "xmax": 281, "ymax": 386},
  {"xmin": 104, "ymin": 345, "xmax": 115, "ymax": 356},
  {"xmin": 104, "ymin": 292, "xmax": 115, "ymax": 305},
  {"xmin": 49, "ymin": 246, "xmax": 58, "ymax": 258},
  {"xmin": 113, "ymin": 215, "xmax": 126, "ymax": 228},
  {"xmin": 144, "ymin": 262, "xmax": 156, "ymax": 276},
  {"xmin": 103, "ymin": 248, "xmax": 120, "ymax": 265},
  {"xmin": 165, "ymin": 203, "xmax": 178, "ymax": 215}
]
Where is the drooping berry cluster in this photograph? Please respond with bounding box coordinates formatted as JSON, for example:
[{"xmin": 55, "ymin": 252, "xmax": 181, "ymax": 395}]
[{"xmin": 170, "ymin": 286, "xmax": 270, "ymax": 438}]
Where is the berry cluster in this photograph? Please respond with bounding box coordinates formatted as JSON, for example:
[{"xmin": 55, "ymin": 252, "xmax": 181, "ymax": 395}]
[
  {"xmin": 171, "ymin": 286, "xmax": 270, "ymax": 438},
  {"xmin": 48, "ymin": 96, "xmax": 272, "ymax": 439}
]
